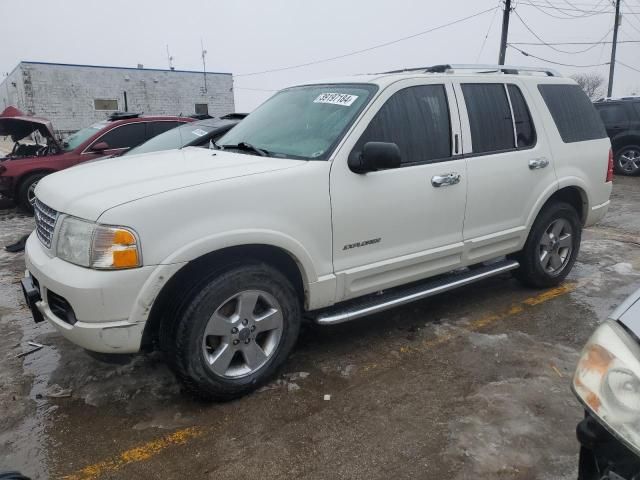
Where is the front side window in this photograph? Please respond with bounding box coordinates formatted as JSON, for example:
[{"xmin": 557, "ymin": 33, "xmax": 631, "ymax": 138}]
[
  {"xmin": 538, "ymin": 84, "xmax": 607, "ymax": 143},
  {"xmin": 508, "ymin": 84, "xmax": 536, "ymax": 148},
  {"xmin": 218, "ymin": 84, "xmax": 377, "ymax": 160},
  {"xmin": 95, "ymin": 122, "xmax": 147, "ymax": 150},
  {"xmin": 354, "ymin": 85, "xmax": 451, "ymax": 165},
  {"xmin": 462, "ymin": 84, "xmax": 514, "ymax": 154}
]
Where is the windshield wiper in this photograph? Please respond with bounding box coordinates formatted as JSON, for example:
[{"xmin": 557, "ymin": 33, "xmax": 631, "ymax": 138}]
[{"xmin": 220, "ymin": 142, "xmax": 268, "ymax": 157}]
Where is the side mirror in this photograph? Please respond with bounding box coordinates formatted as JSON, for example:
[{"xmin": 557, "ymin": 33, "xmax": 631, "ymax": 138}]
[
  {"xmin": 91, "ymin": 141, "xmax": 109, "ymax": 152},
  {"xmin": 348, "ymin": 142, "xmax": 401, "ymax": 174}
]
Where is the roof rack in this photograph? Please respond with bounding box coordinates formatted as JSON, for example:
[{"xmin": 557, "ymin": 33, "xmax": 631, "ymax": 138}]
[
  {"xmin": 383, "ymin": 64, "xmax": 561, "ymax": 77},
  {"xmin": 594, "ymin": 95, "xmax": 640, "ymax": 102},
  {"xmin": 108, "ymin": 111, "xmax": 141, "ymax": 121}
]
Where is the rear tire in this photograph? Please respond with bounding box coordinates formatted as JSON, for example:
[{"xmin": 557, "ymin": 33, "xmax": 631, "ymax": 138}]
[
  {"xmin": 513, "ymin": 202, "xmax": 581, "ymax": 288},
  {"xmin": 17, "ymin": 173, "xmax": 48, "ymax": 213},
  {"xmin": 614, "ymin": 145, "xmax": 640, "ymax": 176},
  {"xmin": 164, "ymin": 262, "xmax": 301, "ymax": 401}
]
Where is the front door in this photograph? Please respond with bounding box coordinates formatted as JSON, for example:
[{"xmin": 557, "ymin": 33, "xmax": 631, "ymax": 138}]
[{"xmin": 330, "ymin": 80, "xmax": 468, "ymax": 302}]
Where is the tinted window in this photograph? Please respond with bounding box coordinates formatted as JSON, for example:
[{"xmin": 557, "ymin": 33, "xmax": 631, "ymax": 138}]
[
  {"xmin": 538, "ymin": 84, "xmax": 607, "ymax": 143},
  {"xmin": 356, "ymin": 85, "xmax": 451, "ymax": 164},
  {"xmin": 508, "ymin": 85, "xmax": 536, "ymax": 148},
  {"xmin": 462, "ymin": 84, "xmax": 514, "ymax": 153},
  {"xmin": 150, "ymin": 121, "xmax": 184, "ymax": 137},
  {"xmin": 596, "ymin": 104, "xmax": 629, "ymax": 126},
  {"xmin": 634, "ymin": 103, "xmax": 640, "ymax": 119},
  {"xmin": 97, "ymin": 123, "xmax": 147, "ymax": 149}
]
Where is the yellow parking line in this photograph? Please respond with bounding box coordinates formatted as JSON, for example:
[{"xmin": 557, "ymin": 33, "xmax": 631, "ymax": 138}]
[
  {"xmin": 61, "ymin": 279, "xmax": 584, "ymax": 479},
  {"xmin": 62, "ymin": 427, "xmax": 204, "ymax": 480}
]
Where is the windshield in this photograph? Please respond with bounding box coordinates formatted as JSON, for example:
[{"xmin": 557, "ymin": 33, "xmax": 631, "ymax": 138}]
[
  {"xmin": 218, "ymin": 84, "xmax": 377, "ymax": 160},
  {"xmin": 62, "ymin": 121, "xmax": 107, "ymax": 152}
]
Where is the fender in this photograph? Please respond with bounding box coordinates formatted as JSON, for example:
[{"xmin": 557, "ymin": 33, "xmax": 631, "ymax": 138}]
[
  {"xmin": 158, "ymin": 228, "xmax": 319, "ymax": 285},
  {"xmin": 525, "ymin": 177, "xmax": 589, "ymax": 231}
]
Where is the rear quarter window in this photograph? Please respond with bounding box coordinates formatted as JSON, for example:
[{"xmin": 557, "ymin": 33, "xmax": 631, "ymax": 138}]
[{"xmin": 538, "ymin": 84, "xmax": 607, "ymax": 143}]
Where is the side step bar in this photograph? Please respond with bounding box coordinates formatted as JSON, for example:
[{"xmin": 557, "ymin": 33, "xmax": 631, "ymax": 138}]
[{"xmin": 311, "ymin": 259, "xmax": 519, "ymax": 325}]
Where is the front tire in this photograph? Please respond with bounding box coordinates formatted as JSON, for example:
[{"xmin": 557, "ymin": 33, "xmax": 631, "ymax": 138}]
[
  {"xmin": 513, "ymin": 202, "xmax": 581, "ymax": 288},
  {"xmin": 17, "ymin": 172, "xmax": 48, "ymax": 213},
  {"xmin": 614, "ymin": 145, "xmax": 640, "ymax": 176},
  {"xmin": 165, "ymin": 263, "xmax": 301, "ymax": 401}
]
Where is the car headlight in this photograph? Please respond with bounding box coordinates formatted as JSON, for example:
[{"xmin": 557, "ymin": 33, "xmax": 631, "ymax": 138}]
[
  {"xmin": 56, "ymin": 216, "xmax": 141, "ymax": 269},
  {"xmin": 573, "ymin": 319, "xmax": 640, "ymax": 456}
]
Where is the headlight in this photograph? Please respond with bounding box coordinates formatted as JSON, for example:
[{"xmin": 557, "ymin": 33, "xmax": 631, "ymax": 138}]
[
  {"xmin": 56, "ymin": 216, "xmax": 141, "ymax": 269},
  {"xmin": 573, "ymin": 319, "xmax": 640, "ymax": 456}
]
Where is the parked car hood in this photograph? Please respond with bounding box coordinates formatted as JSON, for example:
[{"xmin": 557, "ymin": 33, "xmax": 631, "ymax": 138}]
[
  {"xmin": 35, "ymin": 147, "xmax": 306, "ymax": 221},
  {"xmin": 0, "ymin": 106, "xmax": 60, "ymax": 147},
  {"xmin": 611, "ymin": 287, "xmax": 640, "ymax": 339}
]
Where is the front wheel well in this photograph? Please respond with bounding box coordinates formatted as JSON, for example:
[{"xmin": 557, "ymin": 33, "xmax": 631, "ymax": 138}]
[
  {"xmin": 540, "ymin": 186, "xmax": 587, "ymax": 225},
  {"xmin": 141, "ymin": 244, "xmax": 306, "ymax": 351},
  {"xmin": 15, "ymin": 170, "xmax": 55, "ymax": 197}
]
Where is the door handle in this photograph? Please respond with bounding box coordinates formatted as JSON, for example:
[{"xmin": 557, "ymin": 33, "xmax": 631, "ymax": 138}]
[
  {"xmin": 528, "ymin": 158, "xmax": 549, "ymax": 170},
  {"xmin": 431, "ymin": 172, "xmax": 461, "ymax": 187}
]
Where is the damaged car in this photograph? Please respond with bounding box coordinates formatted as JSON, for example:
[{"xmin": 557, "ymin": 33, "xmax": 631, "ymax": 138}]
[
  {"xmin": 0, "ymin": 107, "xmax": 192, "ymax": 212},
  {"xmin": 573, "ymin": 287, "xmax": 640, "ymax": 479}
]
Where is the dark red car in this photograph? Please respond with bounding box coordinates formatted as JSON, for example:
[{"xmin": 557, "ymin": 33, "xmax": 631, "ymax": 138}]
[{"xmin": 0, "ymin": 106, "xmax": 193, "ymax": 211}]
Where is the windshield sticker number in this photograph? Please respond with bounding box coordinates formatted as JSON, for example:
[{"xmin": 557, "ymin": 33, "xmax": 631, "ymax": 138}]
[
  {"xmin": 314, "ymin": 93, "xmax": 358, "ymax": 107},
  {"xmin": 191, "ymin": 129, "xmax": 208, "ymax": 137}
]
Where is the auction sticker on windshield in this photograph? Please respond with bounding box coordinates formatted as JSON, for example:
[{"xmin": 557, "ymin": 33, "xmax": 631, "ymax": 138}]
[
  {"xmin": 191, "ymin": 129, "xmax": 208, "ymax": 137},
  {"xmin": 314, "ymin": 93, "xmax": 358, "ymax": 107}
]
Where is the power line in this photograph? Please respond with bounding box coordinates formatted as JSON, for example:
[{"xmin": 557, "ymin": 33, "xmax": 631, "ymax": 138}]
[
  {"xmin": 477, "ymin": 2, "xmax": 501, "ymax": 62},
  {"xmin": 513, "ymin": 10, "xmax": 613, "ymax": 53},
  {"xmin": 616, "ymin": 59, "xmax": 640, "ymax": 72},
  {"xmin": 510, "ymin": 39, "xmax": 640, "ymax": 44},
  {"xmin": 235, "ymin": 6, "xmax": 498, "ymax": 77},
  {"xmin": 507, "ymin": 43, "xmax": 611, "ymax": 66}
]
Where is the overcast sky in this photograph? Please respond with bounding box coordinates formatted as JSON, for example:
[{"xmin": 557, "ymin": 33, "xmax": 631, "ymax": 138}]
[{"xmin": 2, "ymin": 0, "xmax": 638, "ymax": 111}]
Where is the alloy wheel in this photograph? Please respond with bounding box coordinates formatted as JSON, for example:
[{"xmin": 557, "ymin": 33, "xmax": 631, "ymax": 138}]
[
  {"xmin": 618, "ymin": 148, "xmax": 640, "ymax": 174},
  {"xmin": 201, "ymin": 289, "xmax": 283, "ymax": 378},
  {"xmin": 538, "ymin": 218, "xmax": 573, "ymax": 275}
]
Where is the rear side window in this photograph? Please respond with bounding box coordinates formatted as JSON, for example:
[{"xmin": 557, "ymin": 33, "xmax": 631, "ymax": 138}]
[
  {"xmin": 508, "ymin": 85, "xmax": 536, "ymax": 148},
  {"xmin": 356, "ymin": 85, "xmax": 451, "ymax": 164},
  {"xmin": 462, "ymin": 84, "xmax": 514, "ymax": 154},
  {"xmin": 596, "ymin": 104, "xmax": 629, "ymax": 126},
  {"xmin": 96, "ymin": 123, "xmax": 147, "ymax": 149},
  {"xmin": 538, "ymin": 84, "xmax": 606, "ymax": 143}
]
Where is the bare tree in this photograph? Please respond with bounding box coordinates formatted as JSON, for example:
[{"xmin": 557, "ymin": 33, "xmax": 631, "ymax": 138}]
[{"xmin": 571, "ymin": 73, "xmax": 606, "ymax": 100}]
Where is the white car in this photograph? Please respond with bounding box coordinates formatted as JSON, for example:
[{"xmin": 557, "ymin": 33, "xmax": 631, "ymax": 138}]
[{"xmin": 22, "ymin": 64, "xmax": 613, "ymax": 400}]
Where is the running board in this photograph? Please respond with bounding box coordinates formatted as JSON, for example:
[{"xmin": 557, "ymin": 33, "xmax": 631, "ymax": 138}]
[{"xmin": 311, "ymin": 259, "xmax": 519, "ymax": 325}]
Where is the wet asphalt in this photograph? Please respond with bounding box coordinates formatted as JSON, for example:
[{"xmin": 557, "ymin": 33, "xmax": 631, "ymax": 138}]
[{"xmin": 0, "ymin": 176, "xmax": 639, "ymax": 480}]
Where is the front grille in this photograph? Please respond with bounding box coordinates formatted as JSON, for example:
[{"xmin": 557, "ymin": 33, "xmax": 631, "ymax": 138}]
[{"xmin": 34, "ymin": 198, "xmax": 58, "ymax": 248}]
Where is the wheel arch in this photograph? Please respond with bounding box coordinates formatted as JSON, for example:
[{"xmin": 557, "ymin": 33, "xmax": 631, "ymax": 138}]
[
  {"xmin": 14, "ymin": 169, "xmax": 56, "ymax": 198},
  {"xmin": 611, "ymin": 134, "xmax": 640, "ymax": 154},
  {"xmin": 140, "ymin": 243, "xmax": 308, "ymax": 350},
  {"xmin": 528, "ymin": 183, "xmax": 589, "ymax": 229}
]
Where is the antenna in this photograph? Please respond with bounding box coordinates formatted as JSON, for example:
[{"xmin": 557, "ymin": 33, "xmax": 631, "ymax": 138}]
[
  {"xmin": 166, "ymin": 45, "xmax": 174, "ymax": 71},
  {"xmin": 201, "ymin": 39, "xmax": 208, "ymax": 93}
]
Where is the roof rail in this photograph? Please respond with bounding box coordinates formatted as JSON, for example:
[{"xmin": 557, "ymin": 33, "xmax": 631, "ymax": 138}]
[
  {"xmin": 383, "ymin": 64, "xmax": 561, "ymax": 77},
  {"xmin": 108, "ymin": 111, "xmax": 141, "ymax": 121}
]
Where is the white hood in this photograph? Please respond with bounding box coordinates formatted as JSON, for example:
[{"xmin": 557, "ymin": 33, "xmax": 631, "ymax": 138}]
[{"xmin": 35, "ymin": 147, "xmax": 305, "ymax": 221}]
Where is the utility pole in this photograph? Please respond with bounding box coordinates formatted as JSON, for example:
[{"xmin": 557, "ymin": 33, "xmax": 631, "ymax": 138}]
[
  {"xmin": 201, "ymin": 39, "xmax": 208, "ymax": 93},
  {"xmin": 607, "ymin": 0, "xmax": 621, "ymax": 97},
  {"xmin": 498, "ymin": 0, "xmax": 512, "ymax": 65}
]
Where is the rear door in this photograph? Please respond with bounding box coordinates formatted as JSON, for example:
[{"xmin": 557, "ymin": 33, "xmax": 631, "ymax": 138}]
[
  {"xmin": 330, "ymin": 79, "xmax": 468, "ymax": 301},
  {"xmin": 455, "ymin": 80, "xmax": 556, "ymax": 263}
]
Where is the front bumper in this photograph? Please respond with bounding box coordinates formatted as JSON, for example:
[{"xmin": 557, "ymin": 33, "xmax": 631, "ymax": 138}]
[
  {"xmin": 577, "ymin": 411, "xmax": 640, "ymax": 480},
  {"xmin": 24, "ymin": 232, "xmax": 156, "ymax": 353}
]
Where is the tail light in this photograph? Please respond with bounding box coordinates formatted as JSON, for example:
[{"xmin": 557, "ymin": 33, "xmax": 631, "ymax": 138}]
[{"xmin": 606, "ymin": 149, "xmax": 614, "ymax": 183}]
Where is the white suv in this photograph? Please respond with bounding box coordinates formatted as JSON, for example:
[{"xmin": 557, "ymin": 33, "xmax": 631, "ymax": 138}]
[{"xmin": 22, "ymin": 64, "xmax": 613, "ymax": 399}]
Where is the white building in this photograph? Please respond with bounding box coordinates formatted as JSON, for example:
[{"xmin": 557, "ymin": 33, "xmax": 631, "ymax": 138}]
[{"xmin": 0, "ymin": 61, "xmax": 235, "ymax": 133}]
